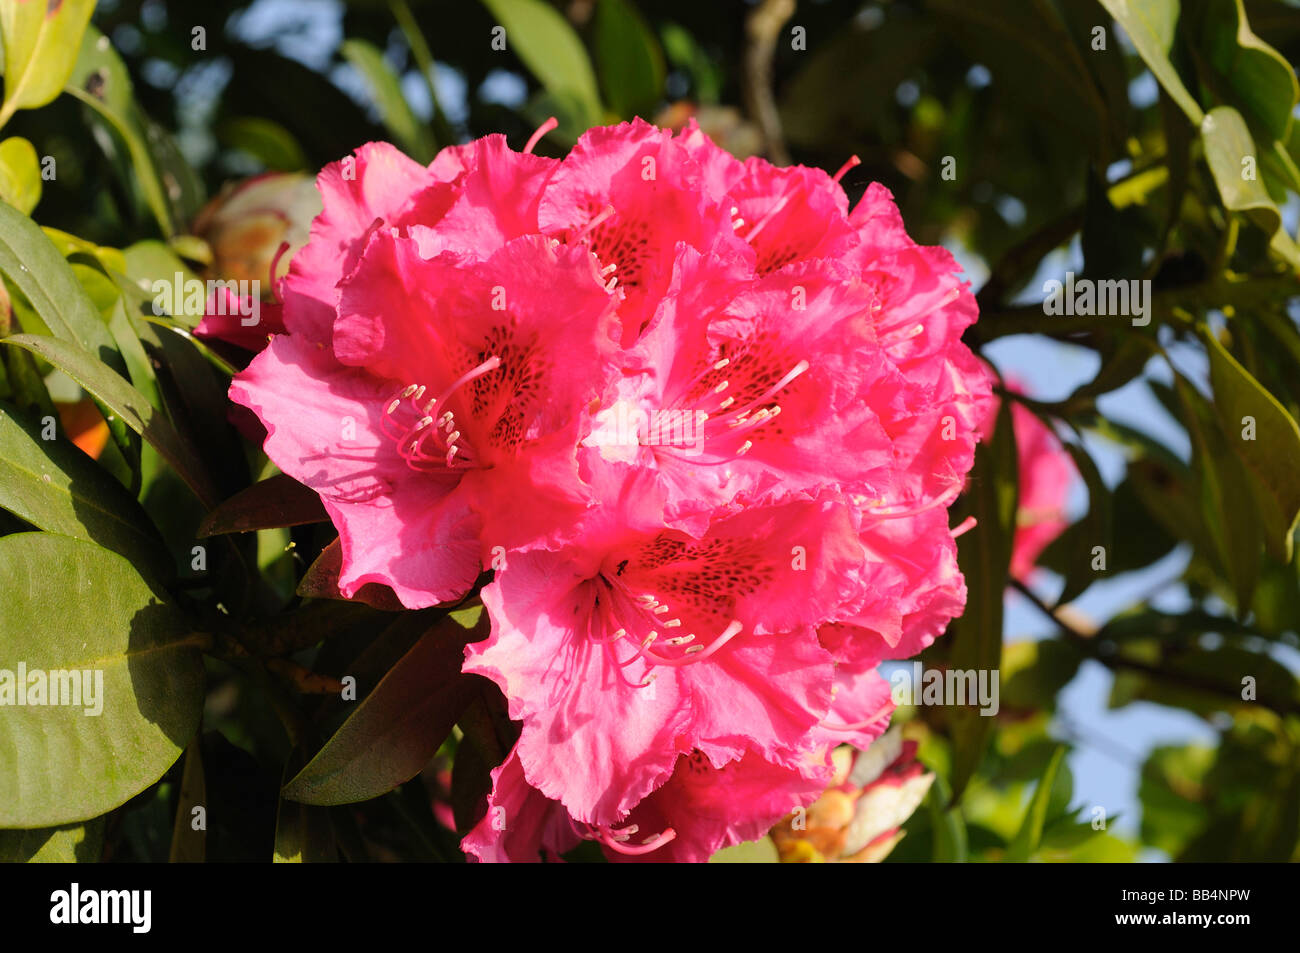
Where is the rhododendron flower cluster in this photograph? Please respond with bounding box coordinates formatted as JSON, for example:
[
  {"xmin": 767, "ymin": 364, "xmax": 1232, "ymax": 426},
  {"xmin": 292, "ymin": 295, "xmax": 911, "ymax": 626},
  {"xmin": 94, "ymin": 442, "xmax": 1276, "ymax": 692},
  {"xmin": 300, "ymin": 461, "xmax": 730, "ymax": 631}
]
[{"xmin": 222, "ymin": 118, "xmax": 992, "ymax": 862}]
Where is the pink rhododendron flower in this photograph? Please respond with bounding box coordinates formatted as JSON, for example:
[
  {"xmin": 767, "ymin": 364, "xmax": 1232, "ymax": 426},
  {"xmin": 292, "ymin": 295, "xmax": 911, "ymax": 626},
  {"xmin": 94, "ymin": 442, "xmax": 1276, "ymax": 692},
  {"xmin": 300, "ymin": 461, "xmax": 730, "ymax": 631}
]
[
  {"xmin": 230, "ymin": 118, "xmax": 991, "ymax": 860},
  {"xmin": 979, "ymin": 376, "xmax": 1076, "ymax": 580},
  {"xmin": 463, "ymin": 742, "xmax": 835, "ymax": 863}
]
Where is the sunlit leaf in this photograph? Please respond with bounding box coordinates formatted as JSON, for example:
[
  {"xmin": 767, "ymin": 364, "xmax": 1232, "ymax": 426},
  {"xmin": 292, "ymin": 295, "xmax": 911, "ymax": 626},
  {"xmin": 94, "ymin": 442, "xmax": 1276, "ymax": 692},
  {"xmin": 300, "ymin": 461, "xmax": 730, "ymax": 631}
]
[{"xmin": 0, "ymin": 533, "xmax": 204, "ymax": 827}]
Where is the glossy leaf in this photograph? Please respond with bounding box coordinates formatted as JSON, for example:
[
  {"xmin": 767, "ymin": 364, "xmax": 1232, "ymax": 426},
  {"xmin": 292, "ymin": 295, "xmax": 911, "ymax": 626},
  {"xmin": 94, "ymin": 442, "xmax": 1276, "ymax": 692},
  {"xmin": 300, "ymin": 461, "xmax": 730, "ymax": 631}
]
[
  {"xmin": 480, "ymin": 0, "xmax": 602, "ymax": 125},
  {"xmin": 593, "ymin": 0, "xmax": 665, "ymax": 119},
  {"xmin": 0, "ymin": 399, "xmax": 168, "ymax": 580},
  {"xmin": 282, "ymin": 618, "xmax": 481, "ymax": 806},
  {"xmin": 0, "ymin": 136, "xmax": 40, "ymax": 213},
  {"xmin": 0, "ymin": 0, "xmax": 95, "ymax": 123},
  {"xmin": 1, "ymin": 333, "xmax": 218, "ymax": 508},
  {"xmin": 0, "ymin": 533, "xmax": 204, "ymax": 827},
  {"xmin": 1099, "ymin": 0, "xmax": 1203, "ymax": 124},
  {"xmin": 199, "ymin": 473, "xmax": 328, "ymax": 537},
  {"xmin": 1201, "ymin": 326, "xmax": 1300, "ymax": 562},
  {"xmin": 0, "ymin": 201, "xmax": 123, "ymax": 373}
]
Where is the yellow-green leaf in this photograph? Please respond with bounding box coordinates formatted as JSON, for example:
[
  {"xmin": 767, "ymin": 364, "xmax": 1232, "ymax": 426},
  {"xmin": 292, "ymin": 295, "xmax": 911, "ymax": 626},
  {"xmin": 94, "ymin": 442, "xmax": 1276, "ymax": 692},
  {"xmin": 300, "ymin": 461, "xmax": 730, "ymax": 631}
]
[
  {"xmin": 0, "ymin": 135, "xmax": 40, "ymax": 212},
  {"xmin": 0, "ymin": 0, "xmax": 95, "ymax": 125}
]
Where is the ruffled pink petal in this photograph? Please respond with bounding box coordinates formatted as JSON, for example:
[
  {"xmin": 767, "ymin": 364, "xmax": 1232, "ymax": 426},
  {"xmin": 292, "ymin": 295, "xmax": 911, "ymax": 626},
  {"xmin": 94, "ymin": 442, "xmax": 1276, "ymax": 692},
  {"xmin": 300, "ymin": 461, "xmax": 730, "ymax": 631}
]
[
  {"xmin": 606, "ymin": 750, "xmax": 829, "ymax": 863},
  {"xmin": 466, "ymin": 550, "xmax": 691, "ymax": 826},
  {"xmin": 461, "ymin": 747, "xmax": 582, "ymax": 863},
  {"xmin": 230, "ymin": 333, "xmax": 481, "ymax": 607},
  {"xmin": 280, "ymin": 141, "xmax": 455, "ymax": 344}
]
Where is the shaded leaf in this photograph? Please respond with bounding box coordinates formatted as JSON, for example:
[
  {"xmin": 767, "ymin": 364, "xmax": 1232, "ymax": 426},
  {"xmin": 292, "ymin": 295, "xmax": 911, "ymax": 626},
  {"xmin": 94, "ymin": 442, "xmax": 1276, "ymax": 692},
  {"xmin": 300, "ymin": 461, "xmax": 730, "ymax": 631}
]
[
  {"xmin": 283, "ymin": 618, "xmax": 483, "ymax": 805},
  {"xmin": 199, "ymin": 473, "xmax": 328, "ymax": 537},
  {"xmin": 946, "ymin": 400, "xmax": 1018, "ymax": 801},
  {"xmin": 297, "ymin": 537, "xmax": 405, "ymax": 611},
  {"xmin": 593, "ymin": 0, "xmax": 665, "ymax": 119},
  {"xmin": 0, "ymin": 817, "xmax": 105, "ymax": 862},
  {"xmin": 167, "ymin": 737, "xmax": 206, "ymax": 863}
]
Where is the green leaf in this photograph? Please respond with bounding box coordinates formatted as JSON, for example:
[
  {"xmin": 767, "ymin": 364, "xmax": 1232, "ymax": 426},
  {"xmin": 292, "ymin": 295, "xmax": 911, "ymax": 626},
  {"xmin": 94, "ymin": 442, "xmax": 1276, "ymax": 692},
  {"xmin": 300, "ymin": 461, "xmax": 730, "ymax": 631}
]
[
  {"xmin": 1006, "ymin": 745, "xmax": 1066, "ymax": 861},
  {"xmin": 198, "ymin": 473, "xmax": 327, "ymax": 537},
  {"xmin": 273, "ymin": 747, "xmax": 336, "ymax": 862},
  {"xmin": 1139, "ymin": 744, "xmax": 1213, "ymax": 855},
  {"xmin": 928, "ymin": 774, "xmax": 969, "ymax": 862},
  {"xmin": 1175, "ymin": 372, "xmax": 1262, "ymax": 613},
  {"xmin": 0, "ymin": 135, "xmax": 40, "ymax": 213},
  {"xmin": 480, "ymin": 0, "xmax": 602, "ymax": 125},
  {"xmin": 1, "ymin": 333, "xmax": 219, "ymax": 508},
  {"xmin": 1200, "ymin": 105, "xmax": 1300, "ymax": 268},
  {"xmin": 167, "ymin": 737, "xmax": 205, "ymax": 863},
  {"xmin": 0, "ymin": 817, "xmax": 105, "ymax": 862},
  {"xmin": 1098, "ymin": 0, "xmax": 1204, "ymax": 125},
  {"xmin": 0, "ymin": 399, "xmax": 168, "ymax": 580},
  {"xmin": 708, "ymin": 837, "xmax": 780, "ymax": 863},
  {"xmin": 660, "ymin": 21, "xmax": 721, "ymax": 104},
  {"xmin": 0, "ymin": 532, "xmax": 205, "ymax": 827},
  {"xmin": 62, "ymin": 26, "xmax": 176, "ymax": 236},
  {"xmin": 1195, "ymin": 0, "xmax": 1298, "ymax": 142},
  {"xmin": 1200, "ymin": 326, "xmax": 1300, "ymax": 562},
  {"xmin": 1056, "ymin": 441, "xmax": 1113, "ymax": 604},
  {"xmin": 216, "ymin": 116, "xmax": 309, "ymax": 172},
  {"xmin": 0, "ymin": 201, "xmax": 123, "ymax": 373},
  {"xmin": 946, "ymin": 400, "xmax": 1018, "ymax": 802},
  {"xmin": 593, "ymin": 0, "xmax": 665, "ymax": 119},
  {"xmin": 1001, "ymin": 639, "xmax": 1085, "ymax": 711},
  {"xmin": 282, "ymin": 618, "xmax": 480, "ymax": 805},
  {"xmin": 340, "ymin": 39, "xmax": 434, "ymax": 164},
  {"xmin": 0, "ymin": 0, "xmax": 95, "ymax": 125},
  {"xmin": 1096, "ymin": 607, "xmax": 1255, "ymax": 643}
]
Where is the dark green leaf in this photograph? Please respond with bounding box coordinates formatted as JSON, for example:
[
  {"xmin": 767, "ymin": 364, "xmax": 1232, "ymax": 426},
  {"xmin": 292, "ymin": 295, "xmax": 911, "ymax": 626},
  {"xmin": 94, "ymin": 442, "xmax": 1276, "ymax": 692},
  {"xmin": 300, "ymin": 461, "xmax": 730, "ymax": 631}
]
[
  {"xmin": 199, "ymin": 473, "xmax": 328, "ymax": 537},
  {"xmin": 282, "ymin": 618, "xmax": 481, "ymax": 806}
]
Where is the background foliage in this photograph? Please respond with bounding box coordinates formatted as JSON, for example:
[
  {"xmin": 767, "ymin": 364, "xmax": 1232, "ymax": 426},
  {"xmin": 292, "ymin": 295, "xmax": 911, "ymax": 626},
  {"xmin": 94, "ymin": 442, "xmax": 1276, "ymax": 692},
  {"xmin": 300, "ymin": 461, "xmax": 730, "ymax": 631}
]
[{"xmin": 1, "ymin": 0, "xmax": 1299, "ymax": 862}]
